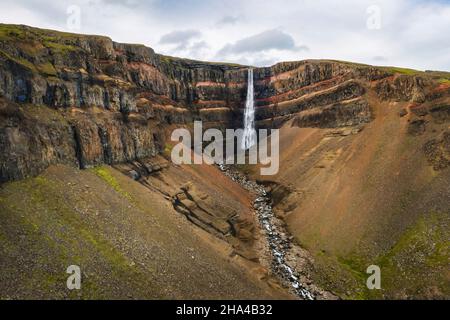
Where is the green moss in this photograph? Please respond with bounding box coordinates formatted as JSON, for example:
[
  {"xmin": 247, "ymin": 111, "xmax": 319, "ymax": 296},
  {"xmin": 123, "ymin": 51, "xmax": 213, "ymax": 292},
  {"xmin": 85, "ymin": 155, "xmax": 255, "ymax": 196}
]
[
  {"xmin": 0, "ymin": 24, "xmax": 80, "ymax": 68},
  {"xmin": 78, "ymin": 227, "xmax": 132, "ymax": 272},
  {"xmin": 0, "ymin": 49, "xmax": 37, "ymax": 72},
  {"xmin": 92, "ymin": 166, "xmax": 132, "ymax": 200},
  {"xmin": 379, "ymin": 214, "xmax": 436, "ymax": 265},
  {"xmin": 329, "ymin": 60, "xmax": 372, "ymax": 68},
  {"xmin": 42, "ymin": 40, "xmax": 79, "ymax": 56},
  {"xmin": 309, "ymin": 251, "xmax": 373, "ymax": 300},
  {"xmin": 0, "ymin": 24, "xmax": 27, "ymax": 41},
  {"xmin": 34, "ymin": 175, "xmax": 48, "ymax": 185},
  {"xmin": 36, "ymin": 61, "xmax": 57, "ymax": 76},
  {"xmin": 375, "ymin": 212, "xmax": 449, "ymax": 296},
  {"xmin": 0, "ymin": 48, "xmax": 57, "ymax": 76},
  {"xmin": 336, "ymin": 254, "xmax": 379, "ymax": 299},
  {"xmin": 22, "ymin": 104, "xmax": 67, "ymax": 124},
  {"xmin": 320, "ymin": 211, "xmax": 449, "ymax": 299},
  {"xmin": 337, "ymin": 255, "xmax": 367, "ymax": 282},
  {"xmin": 159, "ymin": 55, "xmax": 172, "ymax": 64},
  {"xmin": 0, "ymin": 24, "xmax": 83, "ymax": 42},
  {"xmin": 438, "ymin": 78, "xmax": 450, "ymax": 85},
  {"xmin": 385, "ymin": 67, "xmax": 420, "ymax": 76},
  {"xmin": 163, "ymin": 143, "xmax": 174, "ymax": 158},
  {"xmin": 159, "ymin": 54, "xmax": 244, "ymax": 68}
]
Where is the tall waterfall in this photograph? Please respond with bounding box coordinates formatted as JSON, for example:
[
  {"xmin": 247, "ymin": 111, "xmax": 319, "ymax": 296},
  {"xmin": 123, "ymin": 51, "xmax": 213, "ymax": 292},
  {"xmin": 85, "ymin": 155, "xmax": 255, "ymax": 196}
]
[{"xmin": 242, "ymin": 68, "xmax": 255, "ymax": 150}]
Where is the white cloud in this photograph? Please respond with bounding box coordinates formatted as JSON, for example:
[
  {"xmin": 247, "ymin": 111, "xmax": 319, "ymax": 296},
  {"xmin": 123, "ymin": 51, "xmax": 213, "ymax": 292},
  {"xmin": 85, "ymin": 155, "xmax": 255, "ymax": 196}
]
[
  {"xmin": 217, "ymin": 29, "xmax": 307, "ymax": 55},
  {"xmin": 215, "ymin": 15, "xmax": 241, "ymax": 27},
  {"xmin": 159, "ymin": 30, "xmax": 202, "ymax": 45},
  {"xmin": 216, "ymin": 29, "xmax": 309, "ymax": 66},
  {"xmin": 159, "ymin": 29, "xmax": 202, "ymax": 51},
  {"xmin": 0, "ymin": 0, "xmax": 449, "ymax": 70}
]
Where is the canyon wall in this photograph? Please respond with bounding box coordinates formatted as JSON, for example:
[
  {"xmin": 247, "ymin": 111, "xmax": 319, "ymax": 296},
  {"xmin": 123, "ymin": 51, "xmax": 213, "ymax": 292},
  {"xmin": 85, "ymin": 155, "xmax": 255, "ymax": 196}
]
[{"xmin": 1, "ymin": 24, "xmax": 448, "ymax": 182}]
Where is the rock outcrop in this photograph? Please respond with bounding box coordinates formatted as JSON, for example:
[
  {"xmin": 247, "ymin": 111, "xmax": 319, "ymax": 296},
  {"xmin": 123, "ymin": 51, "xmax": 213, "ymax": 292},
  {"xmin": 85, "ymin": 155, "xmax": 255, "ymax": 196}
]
[
  {"xmin": 172, "ymin": 182, "xmax": 237, "ymax": 237},
  {"xmin": 1, "ymin": 24, "xmax": 449, "ymax": 182}
]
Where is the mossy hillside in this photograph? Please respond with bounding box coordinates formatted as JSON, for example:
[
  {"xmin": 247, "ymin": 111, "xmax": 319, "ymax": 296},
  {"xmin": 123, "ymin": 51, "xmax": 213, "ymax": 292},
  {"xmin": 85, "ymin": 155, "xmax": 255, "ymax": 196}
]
[
  {"xmin": 377, "ymin": 66, "xmax": 450, "ymax": 83},
  {"xmin": 375, "ymin": 212, "xmax": 449, "ymax": 297},
  {"xmin": 317, "ymin": 211, "xmax": 449, "ymax": 299},
  {"xmin": 302, "ymin": 137, "xmax": 448, "ymax": 300},
  {"xmin": 310, "ymin": 252, "xmax": 371, "ymax": 300},
  {"xmin": 317, "ymin": 60, "xmax": 421, "ymax": 78},
  {"xmin": 0, "ymin": 48, "xmax": 57, "ymax": 76},
  {"xmin": 41, "ymin": 39, "xmax": 81, "ymax": 56},
  {"xmin": 0, "ymin": 171, "xmax": 163, "ymax": 299},
  {"xmin": 0, "ymin": 49, "xmax": 37, "ymax": 72},
  {"xmin": 0, "ymin": 24, "xmax": 88, "ymax": 45},
  {"xmin": 384, "ymin": 67, "xmax": 421, "ymax": 76},
  {"xmin": 159, "ymin": 54, "xmax": 244, "ymax": 68},
  {"xmin": 0, "ymin": 24, "xmax": 28, "ymax": 41},
  {"xmin": 423, "ymin": 70, "xmax": 450, "ymax": 84},
  {"xmin": 0, "ymin": 24, "xmax": 83, "ymax": 76}
]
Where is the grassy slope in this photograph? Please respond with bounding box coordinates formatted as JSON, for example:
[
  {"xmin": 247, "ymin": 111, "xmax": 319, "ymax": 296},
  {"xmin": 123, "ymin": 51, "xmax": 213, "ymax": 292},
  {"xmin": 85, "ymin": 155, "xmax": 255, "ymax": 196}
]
[
  {"xmin": 0, "ymin": 24, "xmax": 83, "ymax": 76},
  {"xmin": 0, "ymin": 24, "xmax": 245, "ymax": 78},
  {"xmin": 0, "ymin": 164, "xmax": 283, "ymax": 299}
]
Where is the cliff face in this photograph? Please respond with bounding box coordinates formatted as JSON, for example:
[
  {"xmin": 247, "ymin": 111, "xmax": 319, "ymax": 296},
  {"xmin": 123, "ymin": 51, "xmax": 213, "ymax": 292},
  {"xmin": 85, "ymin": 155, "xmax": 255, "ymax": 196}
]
[
  {"xmin": 1, "ymin": 24, "xmax": 449, "ymax": 182},
  {"xmin": 0, "ymin": 24, "xmax": 244, "ymax": 181}
]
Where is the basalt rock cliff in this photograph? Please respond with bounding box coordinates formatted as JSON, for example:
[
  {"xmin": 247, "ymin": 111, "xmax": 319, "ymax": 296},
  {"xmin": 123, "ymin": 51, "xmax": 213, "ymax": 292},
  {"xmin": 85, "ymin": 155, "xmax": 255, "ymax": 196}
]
[{"xmin": 2, "ymin": 24, "xmax": 449, "ymax": 183}]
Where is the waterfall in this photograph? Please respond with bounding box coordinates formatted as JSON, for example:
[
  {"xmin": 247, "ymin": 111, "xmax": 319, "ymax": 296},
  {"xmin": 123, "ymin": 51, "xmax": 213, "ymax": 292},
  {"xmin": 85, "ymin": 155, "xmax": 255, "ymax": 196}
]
[{"xmin": 241, "ymin": 68, "xmax": 255, "ymax": 150}]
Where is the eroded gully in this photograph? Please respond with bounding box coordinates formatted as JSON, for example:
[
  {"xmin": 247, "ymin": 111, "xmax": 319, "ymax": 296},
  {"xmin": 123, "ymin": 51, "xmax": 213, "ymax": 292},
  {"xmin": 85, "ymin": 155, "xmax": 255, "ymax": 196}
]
[{"xmin": 218, "ymin": 164, "xmax": 319, "ymax": 300}]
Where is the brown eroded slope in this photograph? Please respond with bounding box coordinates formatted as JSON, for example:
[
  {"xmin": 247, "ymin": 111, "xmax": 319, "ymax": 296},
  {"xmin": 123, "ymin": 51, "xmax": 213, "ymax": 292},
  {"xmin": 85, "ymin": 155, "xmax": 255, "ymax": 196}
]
[{"xmin": 253, "ymin": 84, "xmax": 450, "ymax": 299}]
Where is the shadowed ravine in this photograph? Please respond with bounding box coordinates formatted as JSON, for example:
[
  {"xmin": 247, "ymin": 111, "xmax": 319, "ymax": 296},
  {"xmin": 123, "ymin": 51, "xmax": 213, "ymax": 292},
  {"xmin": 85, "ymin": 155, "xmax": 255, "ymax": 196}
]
[{"xmin": 218, "ymin": 164, "xmax": 328, "ymax": 300}]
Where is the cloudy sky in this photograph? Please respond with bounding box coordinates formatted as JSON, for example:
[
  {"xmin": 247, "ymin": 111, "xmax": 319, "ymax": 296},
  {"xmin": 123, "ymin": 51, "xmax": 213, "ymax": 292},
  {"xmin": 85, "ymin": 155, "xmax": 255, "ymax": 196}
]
[{"xmin": 1, "ymin": 0, "xmax": 450, "ymax": 70}]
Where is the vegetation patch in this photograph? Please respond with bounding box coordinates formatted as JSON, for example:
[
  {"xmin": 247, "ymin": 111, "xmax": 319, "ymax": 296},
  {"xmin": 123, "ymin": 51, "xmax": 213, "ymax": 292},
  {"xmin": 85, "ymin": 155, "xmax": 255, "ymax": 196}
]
[
  {"xmin": 42, "ymin": 40, "xmax": 80, "ymax": 56},
  {"xmin": 385, "ymin": 67, "xmax": 420, "ymax": 76},
  {"xmin": 0, "ymin": 49, "xmax": 36, "ymax": 72},
  {"xmin": 0, "ymin": 24, "xmax": 27, "ymax": 41},
  {"xmin": 36, "ymin": 61, "xmax": 57, "ymax": 76},
  {"xmin": 163, "ymin": 143, "xmax": 174, "ymax": 158},
  {"xmin": 92, "ymin": 166, "xmax": 132, "ymax": 200},
  {"xmin": 375, "ymin": 212, "xmax": 449, "ymax": 298},
  {"xmin": 0, "ymin": 169, "xmax": 155, "ymax": 299}
]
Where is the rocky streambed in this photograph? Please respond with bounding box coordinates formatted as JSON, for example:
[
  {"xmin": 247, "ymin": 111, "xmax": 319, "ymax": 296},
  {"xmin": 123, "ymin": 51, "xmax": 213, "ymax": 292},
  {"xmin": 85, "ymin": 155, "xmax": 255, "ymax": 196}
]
[{"xmin": 218, "ymin": 164, "xmax": 315, "ymax": 300}]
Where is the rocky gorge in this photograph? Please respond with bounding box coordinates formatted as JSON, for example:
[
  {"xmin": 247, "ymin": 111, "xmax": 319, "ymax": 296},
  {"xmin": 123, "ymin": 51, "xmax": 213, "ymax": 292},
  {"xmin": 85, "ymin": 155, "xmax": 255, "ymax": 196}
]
[
  {"xmin": 1, "ymin": 24, "xmax": 449, "ymax": 299},
  {"xmin": 218, "ymin": 164, "xmax": 336, "ymax": 300},
  {"xmin": 3, "ymin": 24, "xmax": 448, "ymax": 183}
]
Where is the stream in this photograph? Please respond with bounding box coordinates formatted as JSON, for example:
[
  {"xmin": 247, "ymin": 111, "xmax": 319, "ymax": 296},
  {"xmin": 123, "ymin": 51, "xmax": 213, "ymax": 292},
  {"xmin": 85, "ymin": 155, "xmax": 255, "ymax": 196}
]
[{"xmin": 218, "ymin": 164, "xmax": 314, "ymax": 300}]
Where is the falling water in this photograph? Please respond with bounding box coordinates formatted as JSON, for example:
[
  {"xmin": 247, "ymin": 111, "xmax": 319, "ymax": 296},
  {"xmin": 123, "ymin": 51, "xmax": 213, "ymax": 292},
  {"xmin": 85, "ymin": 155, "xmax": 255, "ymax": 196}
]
[{"xmin": 241, "ymin": 68, "xmax": 255, "ymax": 150}]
